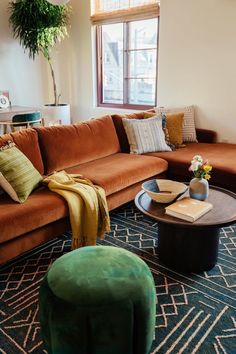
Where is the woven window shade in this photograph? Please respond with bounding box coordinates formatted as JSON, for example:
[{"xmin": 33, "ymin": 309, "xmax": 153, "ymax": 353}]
[{"xmin": 91, "ymin": 0, "xmax": 160, "ymax": 25}]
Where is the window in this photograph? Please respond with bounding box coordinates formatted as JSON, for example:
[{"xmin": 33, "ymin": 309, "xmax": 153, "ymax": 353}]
[{"xmin": 91, "ymin": 0, "xmax": 160, "ymax": 109}]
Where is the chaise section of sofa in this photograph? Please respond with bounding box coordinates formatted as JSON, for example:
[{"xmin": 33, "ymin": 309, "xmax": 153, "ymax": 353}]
[
  {"xmin": 147, "ymin": 143, "xmax": 236, "ymax": 192},
  {"xmin": 112, "ymin": 113, "xmax": 236, "ymax": 193}
]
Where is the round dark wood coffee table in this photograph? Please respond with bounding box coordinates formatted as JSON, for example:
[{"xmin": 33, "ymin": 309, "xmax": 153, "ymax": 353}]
[{"xmin": 135, "ymin": 185, "xmax": 236, "ymax": 272}]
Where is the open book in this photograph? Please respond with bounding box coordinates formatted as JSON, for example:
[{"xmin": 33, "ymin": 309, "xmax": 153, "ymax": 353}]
[{"xmin": 165, "ymin": 197, "xmax": 213, "ymax": 222}]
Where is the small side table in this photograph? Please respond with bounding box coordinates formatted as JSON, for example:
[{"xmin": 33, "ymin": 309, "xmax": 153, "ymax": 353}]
[{"xmin": 135, "ymin": 185, "xmax": 236, "ymax": 272}]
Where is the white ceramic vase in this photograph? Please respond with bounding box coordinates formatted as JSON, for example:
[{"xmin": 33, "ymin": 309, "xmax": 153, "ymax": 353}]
[{"xmin": 189, "ymin": 177, "xmax": 209, "ymax": 201}]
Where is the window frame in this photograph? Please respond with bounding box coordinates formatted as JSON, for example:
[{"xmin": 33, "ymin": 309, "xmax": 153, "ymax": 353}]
[{"xmin": 96, "ymin": 18, "xmax": 159, "ymax": 110}]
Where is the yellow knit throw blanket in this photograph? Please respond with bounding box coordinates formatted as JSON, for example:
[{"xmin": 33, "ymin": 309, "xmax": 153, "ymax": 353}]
[{"xmin": 44, "ymin": 171, "xmax": 110, "ymax": 249}]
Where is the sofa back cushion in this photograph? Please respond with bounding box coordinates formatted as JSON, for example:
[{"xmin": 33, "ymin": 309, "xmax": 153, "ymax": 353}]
[
  {"xmin": 36, "ymin": 115, "xmax": 121, "ymax": 174},
  {"xmin": 0, "ymin": 129, "xmax": 44, "ymax": 174},
  {"xmin": 112, "ymin": 110, "xmax": 155, "ymax": 153}
]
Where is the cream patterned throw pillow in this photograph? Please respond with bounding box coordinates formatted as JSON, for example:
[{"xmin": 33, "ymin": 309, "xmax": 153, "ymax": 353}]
[
  {"xmin": 155, "ymin": 105, "xmax": 197, "ymax": 142},
  {"xmin": 0, "ymin": 141, "xmax": 42, "ymax": 203},
  {"xmin": 122, "ymin": 116, "xmax": 172, "ymax": 154}
]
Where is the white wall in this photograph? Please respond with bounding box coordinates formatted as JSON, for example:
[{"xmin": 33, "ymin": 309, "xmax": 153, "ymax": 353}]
[
  {"xmin": 1, "ymin": 0, "xmax": 236, "ymax": 142},
  {"xmin": 0, "ymin": 0, "xmax": 50, "ymax": 107},
  {"xmin": 63, "ymin": 0, "xmax": 236, "ymax": 142},
  {"xmin": 158, "ymin": 0, "xmax": 236, "ymax": 143}
]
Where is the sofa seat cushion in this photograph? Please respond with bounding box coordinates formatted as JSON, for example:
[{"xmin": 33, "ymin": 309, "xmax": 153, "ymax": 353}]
[
  {"xmin": 0, "ymin": 187, "xmax": 68, "ymax": 244},
  {"xmin": 147, "ymin": 143, "xmax": 236, "ymax": 191},
  {"xmin": 66, "ymin": 153, "xmax": 168, "ymax": 196},
  {"xmin": 36, "ymin": 116, "xmax": 121, "ymax": 174}
]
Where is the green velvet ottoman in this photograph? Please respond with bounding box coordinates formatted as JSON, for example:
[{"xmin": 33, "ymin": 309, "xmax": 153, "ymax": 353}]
[{"xmin": 39, "ymin": 246, "xmax": 156, "ymax": 354}]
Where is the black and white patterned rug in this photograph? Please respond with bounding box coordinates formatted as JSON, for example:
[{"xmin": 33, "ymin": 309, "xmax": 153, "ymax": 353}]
[{"xmin": 0, "ymin": 203, "xmax": 236, "ymax": 353}]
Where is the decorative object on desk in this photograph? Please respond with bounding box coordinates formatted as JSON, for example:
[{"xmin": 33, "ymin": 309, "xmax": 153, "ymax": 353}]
[
  {"xmin": 142, "ymin": 179, "xmax": 187, "ymax": 204},
  {"xmin": 189, "ymin": 155, "xmax": 212, "ymax": 200},
  {"xmin": 0, "ymin": 90, "xmax": 10, "ymax": 106},
  {"xmin": 0, "ymin": 95, "xmax": 10, "ymax": 109},
  {"xmin": 9, "ymin": 0, "xmax": 71, "ymax": 125},
  {"xmin": 165, "ymin": 197, "xmax": 213, "ymax": 222}
]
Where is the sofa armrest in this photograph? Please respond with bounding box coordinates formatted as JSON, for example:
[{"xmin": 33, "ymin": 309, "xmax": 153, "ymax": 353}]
[{"xmin": 196, "ymin": 128, "xmax": 217, "ymax": 143}]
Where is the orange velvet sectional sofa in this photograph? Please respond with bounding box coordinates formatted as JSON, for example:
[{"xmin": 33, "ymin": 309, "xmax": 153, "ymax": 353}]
[
  {"xmin": 112, "ymin": 112, "xmax": 236, "ymax": 192},
  {"xmin": 0, "ymin": 113, "xmax": 235, "ymax": 264}
]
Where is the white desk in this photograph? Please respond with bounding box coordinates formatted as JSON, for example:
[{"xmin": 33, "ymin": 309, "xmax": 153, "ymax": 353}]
[
  {"xmin": 0, "ymin": 106, "xmax": 41, "ymax": 134},
  {"xmin": 0, "ymin": 106, "xmax": 41, "ymax": 121}
]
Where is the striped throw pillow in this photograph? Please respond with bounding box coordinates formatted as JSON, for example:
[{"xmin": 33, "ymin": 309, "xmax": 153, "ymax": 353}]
[
  {"xmin": 155, "ymin": 105, "xmax": 197, "ymax": 142},
  {"xmin": 143, "ymin": 112, "xmax": 174, "ymax": 149},
  {"xmin": 122, "ymin": 117, "xmax": 172, "ymax": 154},
  {"xmin": 0, "ymin": 142, "xmax": 42, "ymax": 203}
]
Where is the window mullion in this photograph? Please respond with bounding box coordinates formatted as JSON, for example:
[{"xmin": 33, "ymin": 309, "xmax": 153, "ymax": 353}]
[
  {"xmin": 154, "ymin": 17, "xmax": 159, "ymax": 107},
  {"xmin": 123, "ymin": 22, "xmax": 129, "ymax": 105},
  {"xmin": 96, "ymin": 26, "xmax": 103, "ymax": 105}
]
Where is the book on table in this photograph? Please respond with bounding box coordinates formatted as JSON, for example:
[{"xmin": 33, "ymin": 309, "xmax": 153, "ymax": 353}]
[{"xmin": 165, "ymin": 197, "xmax": 213, "ymax": 222}]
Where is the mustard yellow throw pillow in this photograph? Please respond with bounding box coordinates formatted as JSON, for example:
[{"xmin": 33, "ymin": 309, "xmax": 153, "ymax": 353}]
[
  {"xmin": 0, "ymin": 142, "xmax": 42, "ymax": 203},
  {"xmin": 165, "ymin": 112, "xmax": 184, "ymax": 146}
]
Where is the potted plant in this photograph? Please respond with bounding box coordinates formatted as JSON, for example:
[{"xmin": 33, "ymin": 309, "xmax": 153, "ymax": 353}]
[{"xmin": 9, "ymin": 0, "xmax": 71, "ymax": 125}]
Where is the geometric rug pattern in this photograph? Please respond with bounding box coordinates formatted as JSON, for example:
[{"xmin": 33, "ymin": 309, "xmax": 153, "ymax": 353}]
[{"xmin": 0, "ymin": 203, "xmax": 236, "ymax": 353}]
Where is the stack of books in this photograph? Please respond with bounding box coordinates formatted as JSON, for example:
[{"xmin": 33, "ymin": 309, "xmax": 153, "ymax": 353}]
[{"xmin": 165, "ymin": 197, "xmax": 213, "ymax": 222}]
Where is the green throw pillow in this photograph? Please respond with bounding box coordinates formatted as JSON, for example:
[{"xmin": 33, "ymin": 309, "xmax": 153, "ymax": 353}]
[{"xmin": 0, "ymin": 141, "xmax": 42, "ymax": 203}]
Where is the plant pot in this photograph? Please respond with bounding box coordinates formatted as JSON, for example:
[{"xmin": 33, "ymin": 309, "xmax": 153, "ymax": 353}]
[
  {"xmin": 43, "ymin": 104, "xmax": 71, "ymax": 126},
  {"xmin": 189, "ymin": 177, "xmax": 209, "ymax": 201}
]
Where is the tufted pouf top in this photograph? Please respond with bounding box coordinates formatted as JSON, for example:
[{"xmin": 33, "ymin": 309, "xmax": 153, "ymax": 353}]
[{"xmin": 47, "ymin": 245, "xmax": 154, "ymax": 306}]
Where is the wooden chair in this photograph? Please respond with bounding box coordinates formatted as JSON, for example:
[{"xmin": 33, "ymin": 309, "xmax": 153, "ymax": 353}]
[{"xmin": 11, "ymin": 112, "xmax": 44, "ymax": 132}]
